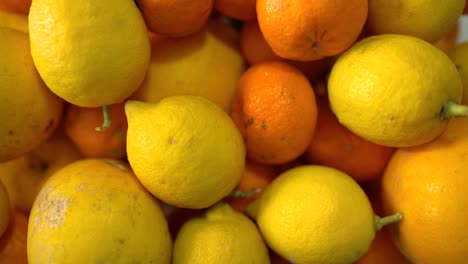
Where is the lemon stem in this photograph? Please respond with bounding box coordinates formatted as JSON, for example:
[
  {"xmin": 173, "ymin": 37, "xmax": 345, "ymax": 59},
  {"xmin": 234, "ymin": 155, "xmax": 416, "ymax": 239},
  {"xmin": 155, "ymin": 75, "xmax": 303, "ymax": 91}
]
[
  {"xmin": 95, "ymin": 105, "xmax": 112, "ymax": 131},
  {"xmin": 374, "ymin": 212, "xmax": 403, "ymax": 231},
  {"xmin": 441, "ymin": 101, "xmax": 468, "ymax": 120},
  {"xmin": 229, "ymin": 188, "xmax": 261, "ymax": 198}
]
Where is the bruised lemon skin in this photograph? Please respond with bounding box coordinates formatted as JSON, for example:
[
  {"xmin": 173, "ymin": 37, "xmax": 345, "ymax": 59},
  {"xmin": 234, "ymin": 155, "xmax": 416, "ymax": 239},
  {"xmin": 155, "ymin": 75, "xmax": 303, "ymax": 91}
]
[
  {"xmin": 125, "ymin": 96, "xmax": 245, "ymax": 209},
  {"xmin": 27, "ymin": 159, "xmax": 172, "ymax": 264},
  {"xmin": 28, "ymin": 0, "xmax": 150, "ymax": 107},
  {"xmin": 328, "ymin": 34, "xmax": 463, "ymax": 147}
]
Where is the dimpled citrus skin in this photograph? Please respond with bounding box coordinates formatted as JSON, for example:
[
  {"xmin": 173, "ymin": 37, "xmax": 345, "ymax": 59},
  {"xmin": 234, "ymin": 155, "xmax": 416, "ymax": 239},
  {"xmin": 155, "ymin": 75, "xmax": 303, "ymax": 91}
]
[
  {"xmin": 173, "ymin": 203, "xmax": 270, "ymax": 264},
  {"xmin": 28, "ymin": 0, "xmax": 150, "ymax": 107},
  {"xmin": 0, "ymin": 27, "xmax": 64, "ymax": 162},
  {"xmin": 125, "ymin": 96, "xmax": 245, "ymax": 209},
  {"xmin": 381, "ymin": 117, "xmax": 468, "ymax": 263},
  {"xmin": 27, "ymin": 159, "xmax": 172, "ymax": 264},
  {"xmin": 328, "ymin": 34, "xmax": 463, "ymax": 147},
  {"xmin": 252, "ymin": 165, "xmax": 375, "ymax": 263}
]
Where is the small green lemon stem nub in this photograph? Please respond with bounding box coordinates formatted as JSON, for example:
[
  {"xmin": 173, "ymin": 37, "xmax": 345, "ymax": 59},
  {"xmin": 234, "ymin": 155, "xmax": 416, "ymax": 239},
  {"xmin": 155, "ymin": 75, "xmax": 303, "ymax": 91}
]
[
  {"xmin": 374, "ymin": 212, "xmax": 403, "ymax": 231},
  {"xmin": 95, "ymin": 105, "xmax": 112, "ymax": 131},
  {"xmin": 229, "ymin": 188, "xmax": 261, "ymax": 198},
  {"xmin": 441, "ymin": 101, "xmax": 468, "ymax": 120}
]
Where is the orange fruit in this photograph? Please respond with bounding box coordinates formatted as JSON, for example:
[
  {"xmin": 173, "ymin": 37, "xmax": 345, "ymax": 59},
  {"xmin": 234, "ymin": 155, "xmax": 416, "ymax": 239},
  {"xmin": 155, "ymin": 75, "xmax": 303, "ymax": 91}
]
[
  {"xmin": 0, "ymin": 210, "xmax": 28, "ymax": 264},
  {"xmin": 305, "ymin": 95, "xmax": 395, "ymax": 182},
  {"xmin": 240, "ymin": 21, "xmax": 332, "ymax": 79},
  {"xmin": 0, "ymin": 0, "xmax": 31, "ymax": 14},
  {"xmin": 64, "ymin": 102, "xmax": 127, "ymax": 159},
  {"xmin": 231, "ymin": 60, "xmax": 318, "ymax": 164},
  {"xmin": 434, "ymin": 22, "xmax": 459, "ymax": 53},
  {"xmin": 225, "ymin": 160, "xmax": 276, "ymax": 212},
  {"xmin": 256, "ymin": 0, "xmax": 368, "ymax": 61},
  {"xmin": 214, "ymin": 0, "xmax": 256, "ymax": 21},
  {"xmin": 381, "ymin": 117, "xmax": 468, "ymax": 263},
  {"xmin": 139, "ymin": 0, "xmax": 213, "ymax": 37}
]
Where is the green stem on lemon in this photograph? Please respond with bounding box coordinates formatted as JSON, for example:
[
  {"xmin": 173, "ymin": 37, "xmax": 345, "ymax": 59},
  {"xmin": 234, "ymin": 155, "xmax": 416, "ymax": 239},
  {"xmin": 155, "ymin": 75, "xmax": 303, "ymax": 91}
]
[
  {"xmin": 374, "ymin": 212, "xmax": 403, "ymax": 231},
  {"xmin": 441, "ymin": 101, "xmax": 468, "ymax": 120},
  {"xmin": 95, "ymin": 105, "xmax": 112, "ymax": 131},
  {"xmin": 229, "ymin": 188, "xmax": 261, "ymax": 198}
]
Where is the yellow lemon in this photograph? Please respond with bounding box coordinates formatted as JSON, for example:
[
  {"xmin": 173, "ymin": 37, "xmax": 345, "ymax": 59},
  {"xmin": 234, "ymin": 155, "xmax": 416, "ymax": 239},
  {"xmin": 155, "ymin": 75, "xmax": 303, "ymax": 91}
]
[
  {"xmin": 130, "ymin": 18, "xmax": 245, "ymax": 112},
  {"xmin": 0, "ymin": 181, "xmax": 9, "ymax": 237},
  {"xmin": 0, "ymin": 131, "xmax": 82, "ymax": 212},
  {"xmin": 447, "ymin": 41, "xmax": 468, "ymax": 104},
  {"xmin": 247, "ymin": 165, "xmax": 402, "ymax": 264},
  {"xmin": 366, "ymin": 0, "xmax": 465, "ymax": 43},
  {"xmin": 28, "ymin": 0, "xmax": 150, "ymax": 107},
  {"xmin": 0, "ymin": 9, "xmax": 28, "ymax": 33},
  {"xmin": 125, "ymin": 96, "xmax": 245, "ymax": 209},
  {"xmin": 0, "ymin": 27, "xmax": 64, "ymax": 162},
  {"xmin": 328, "ymin": 34, "xmax": 465, "ymax": 147},
  {"xmin": 27, "ymin": 159, "xmax": 172, "ymax": 264},
  {"xmin": 173, "ymin": 202, "xmax": 270, "ymax": 264}
]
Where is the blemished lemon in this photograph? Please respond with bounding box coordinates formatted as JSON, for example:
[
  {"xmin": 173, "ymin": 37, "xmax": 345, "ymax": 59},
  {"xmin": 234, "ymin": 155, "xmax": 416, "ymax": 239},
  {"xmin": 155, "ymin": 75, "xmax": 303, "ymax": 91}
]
[
  {"xmin": 447, "ymin": 41, "xmax": 468, "ymax": 104},
  {"xmin": 0, "ymin": 131, "xmax": 82, "ymax": 212},
  {"xmin": 27, "ymin": 159, "xmax": 172, "ymax": 264},
  {"xmin": 247, "ymin": 165, "xmax": 402, "ymax": 264},
  {"xmin": 0, "ymin": 27, "xmax": 64, "ymax": 162},
  {"xmin": 28, "ymin": 0, "xmax": 150, "ymax": 107},
  {"xmin": 130, "ymin": 18, "xmax": 245, "ymax": 112},
  {"xmin": 366, "ymin": 0, "xmax": 465, "ymax": 43},
  {"xmin": 173, "ymin": 202, "xmax": 270, "ymax": 264},
  {"xmin": 125, "ymin": 96, "xmax": 245, "ymax": 209},
  {"xmin": 0, "ymin": 181, "xmax": 9, "ymax": 237},
  {"xmin": 328, "ymin": 34, "xmax": 465, "ymax": 147}
]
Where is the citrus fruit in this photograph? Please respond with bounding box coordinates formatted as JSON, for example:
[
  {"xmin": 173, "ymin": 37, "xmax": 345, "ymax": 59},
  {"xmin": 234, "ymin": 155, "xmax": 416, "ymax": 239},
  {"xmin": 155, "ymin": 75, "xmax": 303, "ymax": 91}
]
[
  {"xmin": 230, "ymin": 60, "xmax": 318, "ymax": 164},
  {"xmin": 247, "ymin": 165, "xmax": 402, "ymax": 263},
  {"xmin": 381, "ymin": 117, "xmax": 468, "ymax": 263},
  {"xmin": 366, "ymin": 0, "xmax": 465, "ymax": 43},
  {"xmin": 125, "ymin": 96, "xmax": 245, "ymax": 209},
  {"xmin": 0, "ymin": 27, "xmax": 64, "ymax": 162},
  {"xmin": 328, "ymin": 34, "xmax": 465, "ymax": 147},
  {"xmin": 28, "ymin": 0, "xmax": 150, "ymax": 107},
  {"xmin": 256, "ymin": 0, "xmax": 368, "ymax": 61},
  {"xmin": 27, "ymin": 159, "xmax": 172, "ymax": 264},
  {"xmin": 173, "ymin": 202, "xmax": 270, "ymax": 264},
  {"xmin": 0, "ymin": 210, "xmax": 28, "ymax": 264},
  {"xmin": 214, "ymin": 0, "xmax": 256, "ymax": 21},
  {"xmin": 447, "ymin": 41, "xmax": 468, "ymax": 104},
  {"xmin": 0, "ymin": 181, "xmax": 9, "ymax": 237},
  {"xmin": 0, "ymin": 9, "xmax": 28, "ymax": 33}
]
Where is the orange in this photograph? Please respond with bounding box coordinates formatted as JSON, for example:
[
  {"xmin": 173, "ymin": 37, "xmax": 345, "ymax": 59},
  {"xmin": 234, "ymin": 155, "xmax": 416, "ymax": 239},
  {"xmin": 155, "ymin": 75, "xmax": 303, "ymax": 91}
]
[
  {"xmin": 0, "ymin": 0, "xmax": 31, "ymax": 14},
  {"xmin": 305, "ymin": 95, "xmax": 395, "ymax": 182},
  {"xmin": 64, "ymin": 102, "xmax": 127, "ymax": 159},
  {"xmin": 240, "ymin": 21, "xmax": 332, "ymax": 79},
  {"xmin": 0, "ymin": 210, "xmax": 28, "ymax": 264},
  {"xmin": 381, "ymin": 117, "xmax": 468, "ymax": 263},
  {"xmin": 139, "ymin": 0, "xmax": 213, "ymax": 37},
  {"xmin": 256, "ymin": 0, "xmax": 368, "ymax": 61},
  {"xmin": 214, "ymin": 0, "xmax": 256, "ymax": 21},
  {"xmin": 225, "ymin": 160, "xmax": 276, "ymax": 212},
  {"xmin": 230, "ymin": 60, "xmax": 318, "ymax": 164}
]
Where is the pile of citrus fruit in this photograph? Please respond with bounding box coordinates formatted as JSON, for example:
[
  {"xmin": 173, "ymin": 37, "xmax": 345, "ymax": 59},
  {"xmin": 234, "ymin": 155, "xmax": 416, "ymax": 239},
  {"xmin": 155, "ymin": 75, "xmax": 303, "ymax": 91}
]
[{"xmin": 1, "ymin": 0, "xmax": 468, "ymax": 263}]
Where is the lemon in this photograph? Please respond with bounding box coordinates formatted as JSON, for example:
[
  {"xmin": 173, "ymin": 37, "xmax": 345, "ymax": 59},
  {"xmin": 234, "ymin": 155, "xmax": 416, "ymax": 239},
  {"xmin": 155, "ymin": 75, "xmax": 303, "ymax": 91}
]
[
  {"xmin": 28, "ymin": 0, "xmax": 150, "ymax": 107},
  {"xmin": 130, "ymin": 18, "xmax": 245, "ymax": 112},
  {"xmin": 173, "ymin": 202, "xmax": 270, "ymax": 264},
  {"xmin": 246, "ymin": 165, "xmax": 402, "ymax": 264},
  {"xmin": 0, "ymin": 131, "xmax": 82, "ymax": 212},
  {"xmin": 366, "ymin": 0, "xmax": 465, "ymax": 43},
  {"xmin": 328, "ymin": 34, "xmax": 465, "ymax": 147},
  {"xmin": 0, "ymin": 181, "xmax": 9, "ymax": 237},
  {"xmin": 0, "ymin": 27, "xmax": 64, "ymax": 162},
  {"xmin": 27, "ymin": 159, "xmax": 172, "ymax": 264},
  {"xmin": 0, "ymin": 9, "xmax": 28, "ymax": 33},
  {"xmin": 125, "ymin": 96, "xmax": 245, "ymax": 209},
  {"xmin": 447, "ymin": 42, "xmax": 468, "ymax": 104}
]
